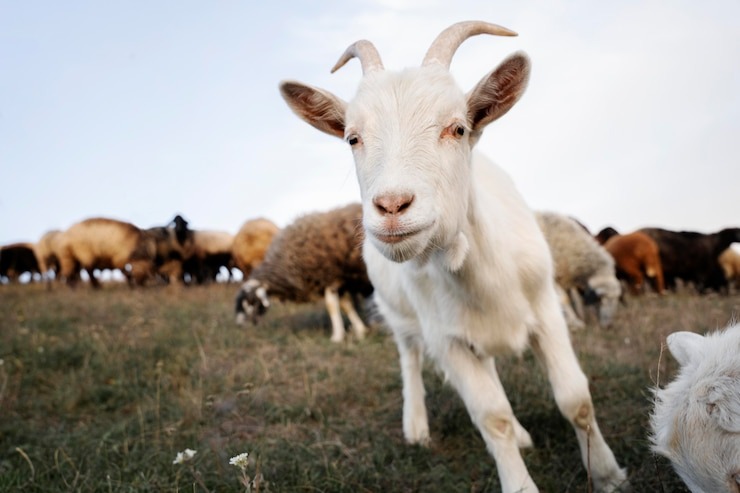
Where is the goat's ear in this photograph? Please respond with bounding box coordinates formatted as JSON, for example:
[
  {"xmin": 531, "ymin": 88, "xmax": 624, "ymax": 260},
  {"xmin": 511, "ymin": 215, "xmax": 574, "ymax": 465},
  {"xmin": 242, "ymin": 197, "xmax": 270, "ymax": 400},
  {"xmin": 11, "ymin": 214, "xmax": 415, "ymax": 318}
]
[
  {"xmin": 279, "ymin": 81, "xmax": 347, "ymax": 139},
  {"xmin": 466, "ymin": 52, "xmax": 530, "ymax": 135},
  {"xmin": 666, "ymin": 331, "xmax": 705, "ymax": 366},
  {"xmin": 702, "ymin": 375, "xmax": 740, "ymax": 432}
]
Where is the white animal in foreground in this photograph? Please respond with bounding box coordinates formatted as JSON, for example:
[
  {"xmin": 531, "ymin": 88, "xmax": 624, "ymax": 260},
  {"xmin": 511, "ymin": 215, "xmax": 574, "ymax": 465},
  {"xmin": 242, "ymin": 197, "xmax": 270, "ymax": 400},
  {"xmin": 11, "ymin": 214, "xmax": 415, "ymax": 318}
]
[
  {"xmin": 279, "ymin": 20, "xmax": 627, "ymax": 492},
  {"xmin": 650, "ymin": 324, "xmax": 740, "ymax": 493}
]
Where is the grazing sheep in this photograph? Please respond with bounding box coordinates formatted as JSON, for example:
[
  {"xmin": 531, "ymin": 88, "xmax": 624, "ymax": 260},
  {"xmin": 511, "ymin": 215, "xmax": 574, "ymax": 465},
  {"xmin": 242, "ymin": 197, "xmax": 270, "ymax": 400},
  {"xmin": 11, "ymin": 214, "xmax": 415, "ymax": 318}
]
[
  {"xmin": 145, "ymin": 215, "xmax": 195, "ymax": 284},
  {"xmin": 650, "ymin": 324, "xmax": 740, "ymax": 493},
  {"xmin": 536, "ymin": 211, "xmax": 622, "ymax": 329},
  {"xmin": 57, "ymin": 217, "xmax": 156, "ymax": 287},
  {"xmin": 718, "ymin": 246, "xmax": 740, "ymax": 292},
  {"xmin": 600, "ymin": 230, "xmax": 665, "ymax": 295},
  {"xmin": 0, "ymin": 242, "xmax": 41, "ymax": 282},
  {"xmin": 641, "ymin": 227, "xmax": 740, "ymax": 293},
  {"xmin": 231, "ymin": 218, "xmax": 280, "ymax": 279},
  {"xmin": 279, "ymin": 20, "xmax": 627, "ymax": 492},
  {"xmin": 235, "ymin": 203, "xmax": 373, "ymax": 343},
  {"xmin": 35, "ymin": 229, "xmax": 63, "ymax": 280},
  {"xmin": 182, "ymin": 230, "xmax": 235, "ymax": 284}
]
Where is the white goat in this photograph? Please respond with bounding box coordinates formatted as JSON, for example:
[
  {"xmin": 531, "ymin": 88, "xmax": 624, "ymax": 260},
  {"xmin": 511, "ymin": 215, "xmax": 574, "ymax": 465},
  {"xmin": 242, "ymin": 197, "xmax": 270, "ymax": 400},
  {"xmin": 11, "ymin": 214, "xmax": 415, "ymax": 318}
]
[
  {"xmin": 650, "ymin": 324, "xmax": 740, "ymax": 493},
  {"xmin": 279, "ymin": 21, "xmax": 627, "ymax": 492}
]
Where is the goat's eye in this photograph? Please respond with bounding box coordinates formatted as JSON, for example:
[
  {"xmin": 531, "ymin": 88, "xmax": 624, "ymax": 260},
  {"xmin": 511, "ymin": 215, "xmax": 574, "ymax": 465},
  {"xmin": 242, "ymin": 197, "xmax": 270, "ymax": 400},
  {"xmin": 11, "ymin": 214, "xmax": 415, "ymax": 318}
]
[{"xmin": 442, "ymin": 123, "xmax": 467, "ymax": 140}]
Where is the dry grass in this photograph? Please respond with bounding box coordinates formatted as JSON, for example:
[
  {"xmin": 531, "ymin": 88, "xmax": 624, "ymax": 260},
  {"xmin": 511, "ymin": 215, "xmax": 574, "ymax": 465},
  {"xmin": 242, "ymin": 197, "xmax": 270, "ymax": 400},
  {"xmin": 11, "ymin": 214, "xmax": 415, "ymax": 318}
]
[{"xmin": 0, "ymin": 281, "xmax": 738, "ymax": 492}]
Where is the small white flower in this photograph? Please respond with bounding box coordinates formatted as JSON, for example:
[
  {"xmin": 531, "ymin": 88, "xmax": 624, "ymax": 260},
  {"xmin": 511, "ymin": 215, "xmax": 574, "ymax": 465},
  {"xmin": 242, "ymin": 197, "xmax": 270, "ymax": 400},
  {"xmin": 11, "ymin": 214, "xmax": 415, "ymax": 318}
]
[
  {"xmin": 229, "ymin": 452, "xmax": 249, "ymax": 470},
  {"xmin": 173, "ymin": 448, "xmax": 197, "ymax": 465}
]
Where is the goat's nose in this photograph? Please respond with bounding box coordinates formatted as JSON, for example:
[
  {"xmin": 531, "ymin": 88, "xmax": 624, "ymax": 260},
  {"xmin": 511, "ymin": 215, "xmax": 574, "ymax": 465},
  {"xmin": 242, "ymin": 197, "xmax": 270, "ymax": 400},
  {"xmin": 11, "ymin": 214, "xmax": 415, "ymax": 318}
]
[{"xmin": 373, "ymin": 193, "xmax": 414, "ymax": 216}]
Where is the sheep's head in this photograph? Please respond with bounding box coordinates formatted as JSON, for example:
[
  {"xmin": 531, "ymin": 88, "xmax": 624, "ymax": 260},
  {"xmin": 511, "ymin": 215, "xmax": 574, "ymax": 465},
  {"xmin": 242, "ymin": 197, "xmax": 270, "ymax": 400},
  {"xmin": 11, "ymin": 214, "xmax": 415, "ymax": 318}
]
[
  {"xmin": 650, "ymin": 326, "xmax": 740, "ymax": 493},
  {"xmin": 235, "ymin": 279, "xmax": 270, "ymax": 326},
  {"xmin": 280, "ymin": 21, "xmax": 530, "ymax": 268},
  {"xmin": 586, "ymin": 274, "xmax": 622, "ymax": 328}
]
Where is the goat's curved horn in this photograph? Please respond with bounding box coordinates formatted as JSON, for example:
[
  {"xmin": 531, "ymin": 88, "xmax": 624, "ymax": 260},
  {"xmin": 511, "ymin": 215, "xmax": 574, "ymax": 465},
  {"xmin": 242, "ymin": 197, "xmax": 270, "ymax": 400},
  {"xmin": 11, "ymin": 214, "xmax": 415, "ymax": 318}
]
[
  {"xmin": 422, "ymin": 21, "xmax": 518, "ymax": 69},
  {"xmin": 331, "ymin": 40, "xmax": 384, "ymax": 74}
]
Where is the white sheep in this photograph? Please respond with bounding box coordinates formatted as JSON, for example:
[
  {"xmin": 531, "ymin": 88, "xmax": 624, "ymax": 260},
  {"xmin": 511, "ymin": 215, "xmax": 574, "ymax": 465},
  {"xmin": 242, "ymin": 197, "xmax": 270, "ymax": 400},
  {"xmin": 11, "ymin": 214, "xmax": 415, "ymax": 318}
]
[
  {"xmin": 650, "ymin": 324, "xmax": 740, "ymax": 492},
  {"xmin": 235, "ymin": 203, "xmax": 372, "ymax": 343},
  {"xmin": 279, "ymin": 20, "xmax": 627, "ymax": 492},
  {"xmin": 535, "ymin": 211, "xmax": 622, "ymax": 329}
]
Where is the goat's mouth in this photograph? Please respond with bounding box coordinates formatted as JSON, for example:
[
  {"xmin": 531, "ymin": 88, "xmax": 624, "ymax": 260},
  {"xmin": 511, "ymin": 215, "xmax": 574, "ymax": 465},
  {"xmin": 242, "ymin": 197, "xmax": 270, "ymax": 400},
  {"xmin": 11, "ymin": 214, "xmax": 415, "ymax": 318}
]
[
  {"xmin": 374, "ymin": 230, "xmax": 419, "ymax": 244},
  {"xmin": 372, "ymin": 225, "xmax": 432, "ymax": 245}
]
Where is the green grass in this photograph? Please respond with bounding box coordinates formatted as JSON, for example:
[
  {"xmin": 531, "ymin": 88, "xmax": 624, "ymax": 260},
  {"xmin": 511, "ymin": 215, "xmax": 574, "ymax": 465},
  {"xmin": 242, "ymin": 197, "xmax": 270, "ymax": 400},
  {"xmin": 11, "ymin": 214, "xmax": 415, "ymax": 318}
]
[{"xmin": 1, "ymin": 282, "xmax": 738, "ymax": 492}]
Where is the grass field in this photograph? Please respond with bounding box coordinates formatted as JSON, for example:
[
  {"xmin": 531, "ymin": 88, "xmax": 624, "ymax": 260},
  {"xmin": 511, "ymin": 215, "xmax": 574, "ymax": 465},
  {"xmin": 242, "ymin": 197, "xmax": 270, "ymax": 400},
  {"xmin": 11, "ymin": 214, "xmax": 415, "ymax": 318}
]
[{"xmin": 1, "ymin": 281, "xmax": 738, "ymax": 492}]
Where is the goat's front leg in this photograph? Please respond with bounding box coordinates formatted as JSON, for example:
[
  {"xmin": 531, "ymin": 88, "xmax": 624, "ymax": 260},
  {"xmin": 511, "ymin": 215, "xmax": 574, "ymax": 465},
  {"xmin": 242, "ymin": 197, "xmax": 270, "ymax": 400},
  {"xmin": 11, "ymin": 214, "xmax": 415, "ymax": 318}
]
[
  {"xmin": 395, "ymin": 332, "xmax": 430, "ymax": 445},
  {"xmin": 532, "ymin": 293, "xmax": 629, "ymax": 492},
  {"xmin": 324, "ymin": 286, "xmax": 346, "ymax": 343},
  {"xmin": 482, "ymin": 357, "xmax": 533, "ymax": 449},
  {"xmin": 339, "ymin": 292, "xmax": 367, "ymax": 340},
  {"xmin": 439, "ymin": 339, "xmax": 537, "ymax": 493}
]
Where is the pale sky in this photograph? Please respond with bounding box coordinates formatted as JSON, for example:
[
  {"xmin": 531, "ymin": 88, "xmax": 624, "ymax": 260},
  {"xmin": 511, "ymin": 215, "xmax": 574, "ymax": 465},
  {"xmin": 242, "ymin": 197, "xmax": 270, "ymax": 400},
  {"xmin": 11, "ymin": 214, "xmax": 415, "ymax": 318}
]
[{"xmin": 2, "ymin": 1, "xmax": 739, "ymax": 247}]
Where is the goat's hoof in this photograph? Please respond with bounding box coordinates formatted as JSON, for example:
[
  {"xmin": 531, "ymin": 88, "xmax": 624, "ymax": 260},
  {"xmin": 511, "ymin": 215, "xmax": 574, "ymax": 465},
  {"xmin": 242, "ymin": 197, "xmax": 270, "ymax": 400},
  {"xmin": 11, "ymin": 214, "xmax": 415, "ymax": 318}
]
[{"xmin": 593, "ymin": 468, "xmax": 630, "ymax": 493}]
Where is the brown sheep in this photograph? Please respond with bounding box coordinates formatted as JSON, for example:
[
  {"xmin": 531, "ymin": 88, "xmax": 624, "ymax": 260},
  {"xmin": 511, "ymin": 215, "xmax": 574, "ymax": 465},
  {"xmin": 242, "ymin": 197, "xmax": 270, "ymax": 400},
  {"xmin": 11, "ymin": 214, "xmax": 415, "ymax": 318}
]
[
  {"xmin": 231, "ymin": 218, "xmax": 280, "ymax": 279},
  {"xmin": 57, "ymin": 217, "xmax": 156, "ymax": 288},
  {"xmin": 603, "ymin": 231, "xmax": 665, "ymax": 295},
  {"xmin": 718, "ymin": 246, "xmax": 740, "ymax": 291},
  {"xmin": 235, "ymin": 203, "xmax": 373, "ymax": 343},
  {"xmin": 182, "ymin": 230, "xmax": 235, "ymax": 284},
  {"xmin": 145, "ymin": 215, "xmax": 194, "ymax": 285},
  {"xmin": 0, "ymin": 242, "xmax": 41, "ymax": 282}
]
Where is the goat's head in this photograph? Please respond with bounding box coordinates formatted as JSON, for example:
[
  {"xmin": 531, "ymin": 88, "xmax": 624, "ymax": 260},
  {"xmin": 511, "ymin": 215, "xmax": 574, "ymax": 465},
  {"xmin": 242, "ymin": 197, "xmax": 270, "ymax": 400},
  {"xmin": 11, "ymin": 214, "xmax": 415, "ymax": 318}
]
[
  {"xmin": 280, "ymin": 21, "xmax": 530, "ymax": 267},
  {"xmin": 650, "ymin": 328, "xmax": 740, "ymax": 492},
  {"xmin": 235, "ymin": 279, "xmax": 270, "ymax": 326}
]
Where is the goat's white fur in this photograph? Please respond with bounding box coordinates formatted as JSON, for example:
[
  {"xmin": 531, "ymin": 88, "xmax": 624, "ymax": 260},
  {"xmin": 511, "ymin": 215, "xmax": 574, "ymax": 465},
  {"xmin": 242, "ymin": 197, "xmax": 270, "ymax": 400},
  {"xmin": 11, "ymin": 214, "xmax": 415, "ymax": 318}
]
[
  {"xmin": 650, "ymin": 324, "xmax": 740, "ymax": 493},
  {"xmin": 279, "ymin": 21, "xmax": 627, "ymax": 492}
]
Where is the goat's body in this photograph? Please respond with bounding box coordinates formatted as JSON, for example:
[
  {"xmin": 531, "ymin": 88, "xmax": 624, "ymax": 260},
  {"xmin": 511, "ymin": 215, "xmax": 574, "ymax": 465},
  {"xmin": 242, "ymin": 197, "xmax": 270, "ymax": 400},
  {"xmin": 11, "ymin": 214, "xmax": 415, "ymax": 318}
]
[
  {"xmin": 279, "ymin": 21, "xmax": 626, "ymax": 492},
  {"xmin": 367, "ymin": 155, "xmax": 623, "ymax": 491}
]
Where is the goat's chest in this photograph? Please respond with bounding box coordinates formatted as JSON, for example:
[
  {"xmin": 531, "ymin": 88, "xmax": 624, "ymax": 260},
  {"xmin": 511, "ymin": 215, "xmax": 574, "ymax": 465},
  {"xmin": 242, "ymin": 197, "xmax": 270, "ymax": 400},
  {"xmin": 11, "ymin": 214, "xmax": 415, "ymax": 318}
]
[{"xmin": 401, "ymin": 260, "xmax": 534, "ymax": 357}]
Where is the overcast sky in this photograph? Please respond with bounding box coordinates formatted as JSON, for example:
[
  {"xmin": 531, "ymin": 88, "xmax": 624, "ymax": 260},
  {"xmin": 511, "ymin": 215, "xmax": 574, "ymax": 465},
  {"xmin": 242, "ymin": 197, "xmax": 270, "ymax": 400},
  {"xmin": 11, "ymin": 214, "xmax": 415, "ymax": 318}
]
[{"xmin": 2, "ymin": 0, "xmax": 739, "ymax": 247}]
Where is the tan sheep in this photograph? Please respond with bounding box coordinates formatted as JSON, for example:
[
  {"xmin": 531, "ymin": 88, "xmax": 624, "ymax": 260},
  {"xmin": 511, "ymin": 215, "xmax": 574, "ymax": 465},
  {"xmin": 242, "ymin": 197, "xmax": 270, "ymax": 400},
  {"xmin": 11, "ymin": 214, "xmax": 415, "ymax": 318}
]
[
  {"xmin": 718, "ymin": 246, "xmax": 740, "ymax": 292},
  {"xmin": 35, "ymin": 229, "xmax": 63, "ymax": 279},
  {"xmin": 231, "ymin": 218, "xmax": 280, "ymax": 279},
  {"xmin": 57, "ymin": 217, "xmax": 156, "ymax": 287}
]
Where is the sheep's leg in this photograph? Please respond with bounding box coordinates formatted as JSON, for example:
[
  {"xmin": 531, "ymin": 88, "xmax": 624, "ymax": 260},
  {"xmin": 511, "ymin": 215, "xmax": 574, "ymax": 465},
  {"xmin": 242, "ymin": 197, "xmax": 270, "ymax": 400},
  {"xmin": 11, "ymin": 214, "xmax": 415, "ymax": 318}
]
[
  {"xmin": 324, "ymin": 286, "xmax": 346, "ymax": 343},
  {"xmin": 437, "ymin": 339, "xmax": 537, "ymax": 492},
  {"xmin": 339, "ymin": 292, "xmax": 367, "ymax": 340},
  {"xmin": 531, "ymin": 292, "xmax": 628, "ymax": 492},
  {"xmin": 557, "ymin": 284, "xmax": 585, "ymax": 330},
  {"xmin": 568, "ymin": 287, "xmax": 586, "ymax": 321}
]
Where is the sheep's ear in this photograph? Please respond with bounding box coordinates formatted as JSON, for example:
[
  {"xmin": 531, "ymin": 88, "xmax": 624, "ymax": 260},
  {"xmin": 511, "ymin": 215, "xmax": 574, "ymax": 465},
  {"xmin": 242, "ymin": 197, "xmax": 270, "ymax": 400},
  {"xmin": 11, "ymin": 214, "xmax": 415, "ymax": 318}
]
[
  {"xmin": 702, "ymin": 376, "xmax": 740, "ymax": 432},
  {"xmin": 466, "ymin": 52, "xmax": 530, "ymax": 138},
  {"xmin": 280, "ymin": 81, "xmax": 347, "ymax": 139},
  {"xmin": 666, "ymin": 331, "xmax": 705, "ymax": 366}
]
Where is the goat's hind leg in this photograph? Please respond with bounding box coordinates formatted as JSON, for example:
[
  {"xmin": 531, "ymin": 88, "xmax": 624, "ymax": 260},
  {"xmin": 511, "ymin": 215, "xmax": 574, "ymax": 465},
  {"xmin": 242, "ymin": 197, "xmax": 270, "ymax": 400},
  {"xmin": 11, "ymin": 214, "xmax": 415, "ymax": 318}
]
[{"xmin": 532, "ymin": 295, "xmax": 629, "ymax": 492}]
